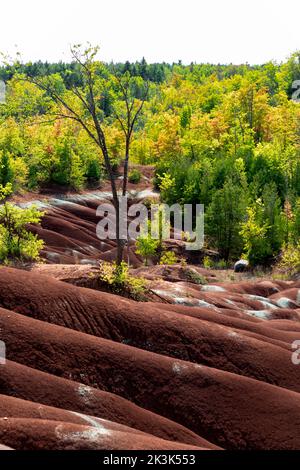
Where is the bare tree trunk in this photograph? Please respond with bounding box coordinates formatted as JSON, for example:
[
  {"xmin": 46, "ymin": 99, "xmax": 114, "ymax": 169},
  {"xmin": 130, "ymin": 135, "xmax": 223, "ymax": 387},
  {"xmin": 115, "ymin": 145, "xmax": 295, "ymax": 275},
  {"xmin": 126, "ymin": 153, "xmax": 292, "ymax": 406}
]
[
  {"xmin": 115, "ymin": 201, "xmax": 124, "ymax": 265},
  {"xmin": 93, "ymin": 121, "xmax": 124, "ymax": 265},
  {"xmin": 122, "ymin": 138, "xmax": 130, "ymax": 197}
]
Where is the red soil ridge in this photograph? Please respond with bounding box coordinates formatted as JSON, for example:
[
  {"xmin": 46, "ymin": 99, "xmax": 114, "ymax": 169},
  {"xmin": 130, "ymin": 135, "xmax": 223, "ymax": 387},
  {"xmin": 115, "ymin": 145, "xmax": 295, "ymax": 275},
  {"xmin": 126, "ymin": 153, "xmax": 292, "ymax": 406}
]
[{"xmin": 0, "ymin": 267, "xmax": 300, "ymax": 449}]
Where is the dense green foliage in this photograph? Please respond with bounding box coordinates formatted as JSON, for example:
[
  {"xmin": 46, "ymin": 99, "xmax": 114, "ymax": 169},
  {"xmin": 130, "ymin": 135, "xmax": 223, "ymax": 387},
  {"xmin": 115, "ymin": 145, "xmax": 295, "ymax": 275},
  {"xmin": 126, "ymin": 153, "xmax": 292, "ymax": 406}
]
[
  {"xmin": 98, "ymin": 261, "xmax": 146, "ymax": 300},
  {"xmin": 0, "ymin": 184, "xmax": 44, "ymax": 262},
  {"xmin": 128, "ymin": 168, "xmax": 141, "ymax": 184},
  {"xmin": 136, "ymin": 234, "xmax": 159, "ymax": 265},
  {"xmin": 1, "ymin": 53, "xmax": 300, "ymax": 264},
  {"xmin": 159, "ymin": 251, "xmax": 178, "ymax": 265}
]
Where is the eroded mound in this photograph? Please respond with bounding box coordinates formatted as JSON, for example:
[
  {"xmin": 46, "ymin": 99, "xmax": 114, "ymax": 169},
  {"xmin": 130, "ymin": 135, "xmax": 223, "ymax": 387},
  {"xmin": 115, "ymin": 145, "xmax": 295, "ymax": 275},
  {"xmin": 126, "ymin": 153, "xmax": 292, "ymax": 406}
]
[
  {"xmin": 26, "ymin": 188, "xmax": 159, "ymax": 267},
  {"xmin": 0, "ymin": 267, "xmax": 300, "ymax": 450}
]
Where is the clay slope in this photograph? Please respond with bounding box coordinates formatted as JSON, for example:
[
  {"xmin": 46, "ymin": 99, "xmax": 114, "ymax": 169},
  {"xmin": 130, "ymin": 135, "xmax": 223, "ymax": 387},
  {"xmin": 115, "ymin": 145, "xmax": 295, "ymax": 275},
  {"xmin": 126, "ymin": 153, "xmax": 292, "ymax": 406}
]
[
  {"xmin": 0, "ymin": 268, "xmax": 300, "ymax": 449},
  {"xmin": 0, "ymin": 268, "xmax": 299, "ymax": 391},
  {"xmin": 0, "ymin": 361, "xmax": 213, "ymax": 449},
  {"xmin": 0, "ymin": 418, "xmax": 203, "ymax": 451},
  {"xmin": 28, "ymin": 192, "xmax": 153, "ymax": 267}
]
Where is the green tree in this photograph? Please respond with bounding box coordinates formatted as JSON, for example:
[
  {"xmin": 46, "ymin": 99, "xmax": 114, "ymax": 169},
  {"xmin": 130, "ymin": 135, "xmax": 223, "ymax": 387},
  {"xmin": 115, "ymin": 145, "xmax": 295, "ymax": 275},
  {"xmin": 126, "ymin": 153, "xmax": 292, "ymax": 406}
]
[
  {"xmin": 0, "ymin": 150, "xmax": 14, "ymax": 186},
  {"xmin": 240, "ymin": 203, "xmax": 272, "ymax": 266},
  {"xmin": 136, "ymin": 234, "xmax": 159, "ymax": 266},
  {"xmin": 86, "ymin": 159, "xmax": 102, "ymax": 184},
  {"xmin": 262, "ymin": 182, "xmax": 284, "ymax": 254},
  {"xmin": 206, "ymin": 180, "xmax": 247, "ymax": 260},
  {"xmin": 22, "ymin": 45, "xmax": 149, "ymax": 265},
  {"xmin": 0, "ymin": 184, "xmax": 44, "ymax": 262}
]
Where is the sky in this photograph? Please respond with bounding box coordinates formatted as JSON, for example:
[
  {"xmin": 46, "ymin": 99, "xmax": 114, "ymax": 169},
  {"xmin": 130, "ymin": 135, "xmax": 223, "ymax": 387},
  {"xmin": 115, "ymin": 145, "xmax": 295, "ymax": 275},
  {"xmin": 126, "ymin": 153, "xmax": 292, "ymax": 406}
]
[{"xmin": 0, "ymin": 0, "xmax": 299, "ymax": 65}]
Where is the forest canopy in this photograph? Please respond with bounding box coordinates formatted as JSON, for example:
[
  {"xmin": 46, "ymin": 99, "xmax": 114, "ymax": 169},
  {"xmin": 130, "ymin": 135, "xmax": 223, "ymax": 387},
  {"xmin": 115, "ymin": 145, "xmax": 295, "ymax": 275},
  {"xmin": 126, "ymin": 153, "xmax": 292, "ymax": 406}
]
[{"xmin": 1, "ymin": 52, "xmax": 300, "ymax": 265}]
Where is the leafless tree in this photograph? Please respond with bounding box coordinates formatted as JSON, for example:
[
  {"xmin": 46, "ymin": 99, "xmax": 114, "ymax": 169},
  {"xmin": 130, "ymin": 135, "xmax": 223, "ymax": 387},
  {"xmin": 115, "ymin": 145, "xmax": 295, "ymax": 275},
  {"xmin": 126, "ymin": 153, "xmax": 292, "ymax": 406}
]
[
  {"xmin": 21, "ymin": 45, "xmax": 148, "ymax": 265},
  {"xmin": 113, "ymin": 72, "xmax": 149, "ymax": 196}
]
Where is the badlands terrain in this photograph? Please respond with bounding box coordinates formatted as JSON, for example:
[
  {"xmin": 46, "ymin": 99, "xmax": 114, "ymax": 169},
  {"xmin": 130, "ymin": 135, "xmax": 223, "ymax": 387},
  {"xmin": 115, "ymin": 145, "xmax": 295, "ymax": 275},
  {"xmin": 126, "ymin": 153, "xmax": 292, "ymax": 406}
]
[{"xmin": 1, "ymin": 170, "xmax": 300, "ymax": 450}]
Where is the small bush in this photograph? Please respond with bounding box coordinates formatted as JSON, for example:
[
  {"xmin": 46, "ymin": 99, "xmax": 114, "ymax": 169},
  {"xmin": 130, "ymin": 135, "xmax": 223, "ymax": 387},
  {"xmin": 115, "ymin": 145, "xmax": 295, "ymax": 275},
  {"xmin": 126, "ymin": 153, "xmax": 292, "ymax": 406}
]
[
  {"xmin": 157, "ymin": 172, "xmax": 176, "ymax": 204},
  {"xmin": 128, "ymin": 169, "xmax": 141, "ymax": 184},
  {"xmin": 202, "ymin": 256, "xmax": 228, "ymax": 270},
  {"xmin": 86, "ymin": 159, "xmax": 102, "ymax": 184},
  {"xmin": 278, "ymin": 243, "xmax": 300, "ymax": 275},
  {"xmin": 98, "ymin": 261, "xmax": 146, "ymax": 300},
  {"xmin": 214, "ymin": 259, "xmax": 229, "ymax": 269},
  {"xmin": 185, "ymin": 268, "xmax": 207, "ymax": 285},
  {"xmin": 203, "ymin": 256, "xmax": 213, "ymax": 269},
  {"xmin": 136, "ymin": 234, "xmax": 159, "ymax": 266},
  {"xmin": 143, "ymin": 197, "xmax": 159, "ymax": 210},
  {"xmin": 272, "ymin": 272, "xmax": 290, "ymax": 281},
  {"xmin": 0, "ymin": 185, "xmax": 44, "ymax": 262},
  {"xmin": 159, "ymin": 251, "xmax": 178, "ymax": 265}
]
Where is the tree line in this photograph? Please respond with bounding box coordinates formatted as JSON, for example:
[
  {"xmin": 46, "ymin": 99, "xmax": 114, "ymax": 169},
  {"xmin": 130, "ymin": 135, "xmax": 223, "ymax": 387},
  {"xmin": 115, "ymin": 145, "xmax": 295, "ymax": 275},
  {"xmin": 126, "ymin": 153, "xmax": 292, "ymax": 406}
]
[{"xmin": 0, "ymin": 49, "xmax": 300, "ymax": 266}]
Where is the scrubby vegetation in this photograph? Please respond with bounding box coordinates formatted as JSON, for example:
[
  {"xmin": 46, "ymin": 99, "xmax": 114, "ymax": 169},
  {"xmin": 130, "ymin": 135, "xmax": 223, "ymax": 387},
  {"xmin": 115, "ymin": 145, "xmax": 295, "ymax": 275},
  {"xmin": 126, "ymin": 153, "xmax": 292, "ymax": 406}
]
[
  {"xmin": 128, "ymin": 168, "xmax": 142, "ymax": 184},
  {"xmin": 184, "ymin": 267, "xmax": 207, "ymax": 284},
  {"xmin": 159, "ymin": 251, "xmax": 178, "ymax": 265},
  {"xmin": 0, "ymin": 184, "xmax": 44, "ymax": 262},
  {"xmin": 279, "ymin": 243, "xmax": 300, "ymax": 275},
  {"xmin": 136, "ymin": 234, "xmax": 159, "ymax": 266},
  {"xmin": 98, "ymin": 261, "xmax": 146, "ymax": 300}
]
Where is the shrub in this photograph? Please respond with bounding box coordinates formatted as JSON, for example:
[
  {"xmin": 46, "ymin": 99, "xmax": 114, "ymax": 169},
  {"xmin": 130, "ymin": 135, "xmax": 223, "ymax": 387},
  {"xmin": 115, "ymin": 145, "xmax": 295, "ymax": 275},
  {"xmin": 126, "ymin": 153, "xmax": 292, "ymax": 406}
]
[
  {"xmin": 203, "ymin": 256, "xmax": 213, "ymax": 269},
  {"xmin": 11, "ymin": 156, "xmax": 28, "ymax": 190},
  {"xmin": 70, "ymin": 153, "xmax": 86, "ymax": 190},
  {"xmin": 290, "ymin": 198, "xmax": 300, "ymax": 245},
  {"xmin": 98, "ymin": 261, "xmax": 146, "ymax": 300},
  {"xmin": 272, "ymin": 272, "xmax": 290, "ymax": 281},
  {"xmin": 136, "ymin": 234, "xmax": 159, "ymax": 265},
  {"xmin": 52, "ymin": 140, "xmax": 72, "ymax": 186},
  {"xmin": 86, "ymin": 159, "xmax": 102, "ymax": 184},
  {"xmin": 128, "ymin": 169, "xmax": 141, "ymax": 184},
  {"xmin": 0, "ymin": 151, "xmax": 14, "ymax": 186},
  {"xmin": 203, "ymin": 256, "xmax": 228, "ymax": 270},
  {"xmin": 0, "ymin": 184, "xmax": 44, "ymax": 262},
  {"xmin": 185, "ymin": 268, "xmax": 207, "ymax": 284},
  {"xmin": 52, "ymin": 139, "xmax": 85, "ymax": 189},
  {"xmin": 214, "ymin": 259, "xmax": 229, "ymax": 269},
  {"xmin": 159, "ymin": 251, "xmax": 178, "ymax": 265},
  {"xmin": 206, "ymin": 180, "xmax": 247, "ymax": 261},
  {"xmin": 278, "ymin": 243, "xmax": 300, "ymax": 275},
  {"xmin": 157, "ymin": 172, "xmax": 176, "ymax": 204},
  {"xmin": 143, "ymin": 196, "xmax": 159, "ymax": 210},
  {"xmin": 240, "ymin": 184, "xmax": 285, "ymax": 266},
  {"xmin": 240, "ymin": 204, "xmax": 272, "ymax": 266}
]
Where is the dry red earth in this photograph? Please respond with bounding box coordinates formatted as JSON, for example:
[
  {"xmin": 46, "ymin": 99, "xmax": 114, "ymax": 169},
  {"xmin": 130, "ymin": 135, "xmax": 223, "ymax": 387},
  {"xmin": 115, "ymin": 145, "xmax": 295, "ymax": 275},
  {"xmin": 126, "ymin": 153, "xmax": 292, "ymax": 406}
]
[
  {"xmin": 17, "ymin": 165, "xmax": 158, "ymax": 267},
  {"xmin": 27, "ymin": 192, "xmax": 154, "ymax": 267},
  {"xmin": 0, "ymin": 265, "xmax": 300, "ymax": 450},
  {"xmin": 1, "ymin": 178, "xmax": 300, "ymax": 450}
]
